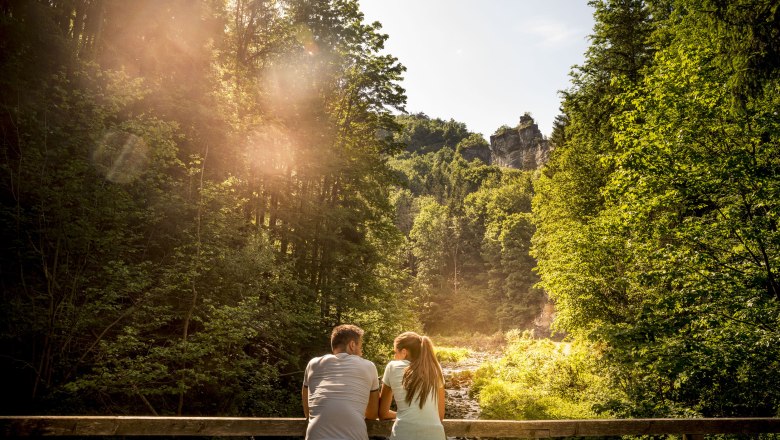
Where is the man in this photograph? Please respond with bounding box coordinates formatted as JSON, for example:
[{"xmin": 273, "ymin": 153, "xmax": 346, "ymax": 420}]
[{"xmin": 302, "ymin": 324, "xmax": 380, "ymax": 440}]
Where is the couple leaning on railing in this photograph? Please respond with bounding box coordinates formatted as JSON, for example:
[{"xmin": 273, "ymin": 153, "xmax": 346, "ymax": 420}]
[
  {"xmin": 302, "ymin": 324, "xmax": 445, "ymax": 440},
  {"xmin": 3, "ymin": 324, "xmax": 780, "ymax": 438}
]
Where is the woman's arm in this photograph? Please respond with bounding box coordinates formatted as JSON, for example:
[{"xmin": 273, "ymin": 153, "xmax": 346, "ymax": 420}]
[
  {"xmin": 378, "ymin": 383, "xmax": 397, "ymax": 420},
  {"xmin": 437, "ymin": 386, "xmax": 445, "ymax": 421}
]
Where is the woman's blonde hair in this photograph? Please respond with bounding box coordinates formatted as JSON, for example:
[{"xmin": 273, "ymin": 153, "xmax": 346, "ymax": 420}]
[{"xmin": 395, "ymin": 331, "xmax": 444, "ymax": 409}]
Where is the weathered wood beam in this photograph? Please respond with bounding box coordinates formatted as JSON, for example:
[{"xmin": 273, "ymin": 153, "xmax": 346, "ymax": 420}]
[
  {"xmin": 1, "ymin": 416, "xmax": 779, "ymax": 437},
  {"xmin": 0, "ymin": 417, "xmax": 311, "ymax": 437},
  {"xmin": 441, "ymin": 418, "xmax": 780, "ymax": 438}
]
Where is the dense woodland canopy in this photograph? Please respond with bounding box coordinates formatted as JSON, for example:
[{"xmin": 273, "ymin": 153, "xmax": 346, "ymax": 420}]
[
  {"xmin": 534, "ymin": 0, "xmax": 780, "ymax": 418},
  {"xmin": 1, "ymin": 0, "xmax": 779, "ymax": 421},
  {"xmin": 0, "ymin": 0, "xmax": 414, "ymax": 416},
  {"xmin": 387, "ymin": 113, "xmax": 546, "ymax": 334}
]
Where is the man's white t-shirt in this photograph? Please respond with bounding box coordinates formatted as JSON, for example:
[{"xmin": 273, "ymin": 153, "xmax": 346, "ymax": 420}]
[{"xmin": 303, "ymin": 353, "xmax": 380, "ymax": 440}]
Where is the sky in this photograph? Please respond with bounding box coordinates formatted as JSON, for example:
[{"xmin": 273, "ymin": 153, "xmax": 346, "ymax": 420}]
[{"xmin": 358, "ymin": 0, "xmax": 596, "ymax": 139}]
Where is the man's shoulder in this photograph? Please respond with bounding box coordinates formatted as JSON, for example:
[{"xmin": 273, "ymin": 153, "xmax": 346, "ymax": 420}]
[
  {"xmin": 308, "ymin": 354, "xmax": 376, "ymax": 372},
  {"xmin": 307, "ymin": 354, "xmax": 333, "ymax": 367},
  {"xmin": 357, "ymin": 356, "xmax": 377, "ymax": 365},
  {"xmin": 346, "ymin": 355, "xmax": 377, "ymax": 369}
]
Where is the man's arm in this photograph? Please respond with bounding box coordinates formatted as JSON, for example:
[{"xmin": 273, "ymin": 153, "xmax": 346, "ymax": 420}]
[
  {"xmin": 301, "ymin": 385, "xmax": 310, "ymax": 418},
  {"xmin": 365, "ymin": 389, "xmax": 379, "ymax": 420}
]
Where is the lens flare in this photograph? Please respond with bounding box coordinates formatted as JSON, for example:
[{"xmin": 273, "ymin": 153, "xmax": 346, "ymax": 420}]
[
  {"xmin": 92, "ymin": 130, "xmax": 149, "ymax": 184},
  {"xmin": 295, "ymin": 24, "xmax": 319, "ymax": 56},
  {"xmin": 247, "ymin": 123, "xmax": 295, "ymax": 176}
]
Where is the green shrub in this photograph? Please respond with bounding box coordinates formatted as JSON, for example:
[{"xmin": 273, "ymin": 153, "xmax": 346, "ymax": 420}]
[
  {"xmin": 436, "ymin": 346, "xmax": 472, "ymax": 363},
  {"xmin": 471, "ymin": 331, "xmax": 608, "ymax": 420},
  {"xmin": 479, "ymin": 381, "xmax": 598, "ymax": 420},
  {"xmin": 431, "ymin": 332, "xmax": 506, "ymax": 351}
]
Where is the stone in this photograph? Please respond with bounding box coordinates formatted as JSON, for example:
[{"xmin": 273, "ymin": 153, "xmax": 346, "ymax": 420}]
[
  {"xmin": 459, "ymin": 143, "xmax": 491, "ymax": 164},
  {"xmin": 489, "ymin": 114, "xmax": 550, "ymax": 170}
]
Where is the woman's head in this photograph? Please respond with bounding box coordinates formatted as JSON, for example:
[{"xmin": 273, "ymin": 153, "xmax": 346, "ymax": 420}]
[
  {"xmin": 394, "ymin": 331, "xmax": 422, "ymax": 361},
  {"xmin": 394, "ymin": 331, "xmax": 444, "ymax": 409}
]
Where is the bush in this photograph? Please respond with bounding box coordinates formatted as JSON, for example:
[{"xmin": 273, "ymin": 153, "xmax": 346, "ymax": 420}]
[
  {"xmin": 471, "ymin": 332, "xmax": 608, "ymax": 420},
  {"xmin": 431, "ymin": 332, "xmax": 506, "ymax": 352},
  {"xmin": 436, "ymin": 346, "xmax": 472, "ymax": 363}
]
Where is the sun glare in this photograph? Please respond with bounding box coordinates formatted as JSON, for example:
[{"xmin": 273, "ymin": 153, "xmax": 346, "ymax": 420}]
[{"xmin": 92, "ymin": 130, "xmax": 149, "ymax": 184}]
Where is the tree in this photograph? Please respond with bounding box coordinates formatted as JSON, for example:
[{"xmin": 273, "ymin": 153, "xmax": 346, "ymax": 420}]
[
  {"xmin": 0, "ymin": 0, "xmax": 413, "ymax": 416},
  {"xmin": 395, "ymin": 113, "xmax": 471, "ymax": 154},
  {"xmin": 533, "ymin": 0, "xmax": 780, "ymax": 418},
  {"xmin": 592, "ymin": 1, "xmax": 780, "ymax": 416},
  {"xmin": 532, "ymin": 0, "xmax": 655, "ymax": 332}
]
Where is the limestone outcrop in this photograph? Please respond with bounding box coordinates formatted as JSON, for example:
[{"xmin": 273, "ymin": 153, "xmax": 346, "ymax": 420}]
[
  {"xmin": 489, "ymin": 114, "xmax": 549, "ymax": 170},
  {"xmin": 459, "ymin": 143, "xmax": 491, "ymax": 164}
]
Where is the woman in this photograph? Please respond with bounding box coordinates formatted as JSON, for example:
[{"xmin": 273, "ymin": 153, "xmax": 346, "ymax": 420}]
[{"xmin": 379, "ymin": 331, "xmax": 446, "ymax": 440}]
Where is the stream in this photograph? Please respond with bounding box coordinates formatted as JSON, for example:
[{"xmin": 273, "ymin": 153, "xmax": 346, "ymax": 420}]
[{"xmin": 441, "ymin": 350, "xmax": 494, "ymax": 439}]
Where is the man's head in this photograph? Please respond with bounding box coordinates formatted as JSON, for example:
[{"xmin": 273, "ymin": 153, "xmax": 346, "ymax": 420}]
[{"xmin": 331, "ymin": 324, "xmax": 364, "ymax": 357}]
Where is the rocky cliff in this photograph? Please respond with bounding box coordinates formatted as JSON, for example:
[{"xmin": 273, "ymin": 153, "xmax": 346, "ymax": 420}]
[
  {"xmin": 489, "ymin": 114, "xmax": 550, "ymax": 170},
  {"xmin": 459, "ymin": 143, "xmax": 491, "ymax": 164}
]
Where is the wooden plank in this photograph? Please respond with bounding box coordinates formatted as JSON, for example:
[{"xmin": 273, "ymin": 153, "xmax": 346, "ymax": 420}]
[
  {"xmin": 443, "ymin": 419, "xmax": 556, "ymax": 438},
  {"xmin": 366, "ymin": 419, "xmax": 393, "ymax": 436},
  {"xmin": 439, "ymin": 418, "xmax": 780, "ymax": 438},
  {"xmin": 0, "ymin": 417, "xmax": 308, "ymax": 437},
  {"xmin": 1, "ymin": 416, "xmax": 779, "ymax": 437}
]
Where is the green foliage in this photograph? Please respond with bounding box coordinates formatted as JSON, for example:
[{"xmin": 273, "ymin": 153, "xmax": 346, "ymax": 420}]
[
  {"xmin": 471, "ymin": 333, "xmax": 607, "ymax": 420},
  {"xmin": 493, "ymin": 125, "xmax": 513, "ymax": 136},
  {"xmin": 395, "ymin": 113, "xmax": 471, "ymax": 154},
  {"xmin": 534, "ymin": 0, "xmax": 780, "ymax": 419},
  {"xmin": 592, "ymin": 6, "xmax": 780, "ymax": 415},
  {"xmin": 410, "ymin": 196, "xmax": 450, "ymax": 288},
  {"xmin": 435, "ymin": 346, "xmax": 472, "ymax": 363},
  {"xmin": 67, "ymin": 234, "xmax": 309, "ymax": 415},
  {"xmin": 456, "ymin": 133, "xmax": 490, "ymax": 155},
  {"xmin": 0, "ymin": 0, "xmax": 412, "ymax": 417},
  {"xmin": 467, "ymin": 172, "xmax": 543, "ymax": 329},
  {"xmin": 388, "ymin": 145, "xmax": 547, "ymax": 334},
  {"xmin": 431, "ymin": 332, "xmax": 506, "ymax": 352}
]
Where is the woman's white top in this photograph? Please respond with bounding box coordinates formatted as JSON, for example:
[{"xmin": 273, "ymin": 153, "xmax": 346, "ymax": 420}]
[{"xmin": 382, "ymin": 360, "xmax": 446, "ymax": 440}]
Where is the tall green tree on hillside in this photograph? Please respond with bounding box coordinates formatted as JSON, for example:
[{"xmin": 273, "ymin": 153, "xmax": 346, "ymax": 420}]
[
  {"xmin": 534, "ymin": 0, "xmax": 780, "ymax": 417},
  {"xmin": 0, "ymin": 0, "xmax": 412, "ymax": 416},
  {"xmin": 591, "ymin": 0, "xmax": 780, "ymax": 417},
  {"xmin": 395, "ymin": 113, "xmax": 471, "ymax": 154},
  {"xmin": 388, "ymin": 132, "xmax": 546, "ymax": 333},
  {"xmin": 467, "ymin": 171, "xmax": 543, "ymax": 329},
  {"xmin": 533, "ymin": 0, "xmax": 655, "ymax": 333},
  {"xmin": 0, "ymin": 0, "xmax": 208, "ymax": 413}
]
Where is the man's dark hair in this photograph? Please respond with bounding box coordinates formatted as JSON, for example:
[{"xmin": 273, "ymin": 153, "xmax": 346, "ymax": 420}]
[{"xmin": 331, "ymin": 324, "xmax": 364, "ymax": 351}]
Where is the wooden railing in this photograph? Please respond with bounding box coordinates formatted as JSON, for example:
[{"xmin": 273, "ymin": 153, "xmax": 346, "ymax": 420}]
[{"xmin": 1, "ymin": 416, "xmax": 779, "ymax": 438}]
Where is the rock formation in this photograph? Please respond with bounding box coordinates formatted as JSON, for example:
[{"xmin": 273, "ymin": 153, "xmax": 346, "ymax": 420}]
[
  {"xmin": 489, "ymin": 114, "xmax": 550, "ymax": 170},
  {"xmin": 458, "ymin": 143, "xmax": 491, "ymax": 164}
]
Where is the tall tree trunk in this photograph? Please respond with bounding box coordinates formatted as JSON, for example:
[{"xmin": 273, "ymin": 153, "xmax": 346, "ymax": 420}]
[{"xmin": 179, "ymin": 143, "xmax": 207, "ymax": 415}]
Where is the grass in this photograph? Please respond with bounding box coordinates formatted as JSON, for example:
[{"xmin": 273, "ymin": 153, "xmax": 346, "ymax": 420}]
[
  {"xmin": 431, "ymin": 331, "xmax": 506, "ymax": 352},
  {"xmin": 435, "ymin": 346, "xmax": 472, "ymax": 363}
]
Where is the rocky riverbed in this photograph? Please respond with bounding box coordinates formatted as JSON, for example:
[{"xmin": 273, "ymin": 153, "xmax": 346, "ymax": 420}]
[
  {"xmin": 442, "ymin": 355, "xmax": 484, "ymax": 420},
  {"xmin": 441, "ymin": 349, "xmax": 498, "ymax": 439}
]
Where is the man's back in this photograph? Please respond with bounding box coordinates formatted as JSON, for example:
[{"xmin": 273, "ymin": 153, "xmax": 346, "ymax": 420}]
[{"xmin": 304, "ymin": 353, "xmax": 379, "ymax": 440}]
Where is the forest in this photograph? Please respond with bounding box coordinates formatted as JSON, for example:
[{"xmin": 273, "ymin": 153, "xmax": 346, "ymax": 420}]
[{"xmin": 1, "ymin": 0, "xmax": 778, "ymax": 422}]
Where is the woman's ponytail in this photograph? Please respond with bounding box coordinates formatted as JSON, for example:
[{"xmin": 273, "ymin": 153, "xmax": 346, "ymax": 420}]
[
  {"xmin": 419, "ymin": 336, "xmax": 444, "ymax": 388},
  {"xmin": 399, "ymin": 332, "xmax": 444, "ymax": 409}
]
